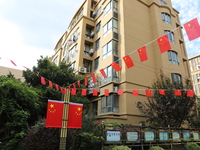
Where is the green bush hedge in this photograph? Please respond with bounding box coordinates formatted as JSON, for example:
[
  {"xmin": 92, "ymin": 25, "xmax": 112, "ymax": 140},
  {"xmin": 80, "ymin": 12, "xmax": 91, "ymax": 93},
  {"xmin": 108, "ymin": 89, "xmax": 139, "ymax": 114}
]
[
  {"xmin": 148, "ymin": 146, "xmax": 164, "ymax": 150},
  {"xmin": 185, "ymin": 143, "xmax": 200, "ymax": 150}
]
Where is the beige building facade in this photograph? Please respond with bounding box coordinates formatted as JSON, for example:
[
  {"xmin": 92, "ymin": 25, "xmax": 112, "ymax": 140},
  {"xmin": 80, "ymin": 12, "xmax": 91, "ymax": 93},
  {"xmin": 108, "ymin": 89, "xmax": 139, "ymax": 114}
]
[
  {"xmin": 0, "ymin": 66, "xmax": 24, "ymax": 81},
  {"xmin": 189, "ymin": 55, "xmax": 200, "ymax": 97},
  {"xmin": 51, "ymin": 0, "xmax": 190, "ymax": 125}
]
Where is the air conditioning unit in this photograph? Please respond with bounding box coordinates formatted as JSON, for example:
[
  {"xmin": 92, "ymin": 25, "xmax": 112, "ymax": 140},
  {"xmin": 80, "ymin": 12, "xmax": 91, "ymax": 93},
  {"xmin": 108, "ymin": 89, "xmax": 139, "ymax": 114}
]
[
  {"xmin": 198, "ymin": 65, "xmax": 200, "ymax": 68},
  {"xmin": 78, "ymin": 67, "xmax": 87, "ymax": 74},
  {"xmin": 90, "ymin": 31, "xmax": 95, "ymax": 38},
  {"xmin": 89, "ymin": 49, "xmax": 94, "ymax": 55},
  {"xmin": 92, "ymin": 11, "xmax": 97, "ymax": 18}
]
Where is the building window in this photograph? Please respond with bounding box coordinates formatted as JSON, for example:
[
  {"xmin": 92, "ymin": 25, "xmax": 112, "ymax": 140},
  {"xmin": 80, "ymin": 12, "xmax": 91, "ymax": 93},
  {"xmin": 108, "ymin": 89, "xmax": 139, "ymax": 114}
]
[
  {"xmin": 160, "ymin": 0, "xmax": 167, "ymax": 5},
  {"xmin": 94, "ymin": 57, "xmax": 99, "ymax": 71},
  {"xmin": 84, "ymin": 43, "xmax": 93, "ymax": 56},
  {"xmin": 68, "ymin": 45, "xmax": 77, "ymax": 62},
  {"xmin": 113, "ymin": 0, "xmax": 118, "ymax": 12},
  {"xmin": 77, "ymin": 8, "xmax": 83, "ymax": 20},
  {"xmin": 70, "ymin": 61, "xmax": 76, "ymax": 72},
  {"xmin": 102, "ymin": 40, "xmax": 118, "ymax": 60},
  {"xmin": 92, "ymin": 101, "xmax": 98, "ymax": 116},
  {"xmin": 63, "ymin": 44, "xmax": 67, "ymax": 56},
  {"xmin": 95, "ymin": 38, "xmax": 100, "ymax": 50},
  {"xmin": 102, "ymin": 66, "xmax": 119, "ymax": 85},
  {"xmin": 162, "ymin": 13, "xmax": 171, "ymax": 24},
  {"xmin": 103, "ymin": 19, "xmax": 118, "ymax": 37},
  {"xmin": 83, "ymin": 59, "xmax": 92, "ymax": 72},
  {"xmin": 165, "ymin": 30, "xmax": 175, "ymax": 43},
  {"xmin": 96, "ymin": 22, "xmax": 101, "ymax": 33},
  {"xmin": 104, "ymin": 1, "xmax": 112, "ymax": 16},
  {"xmin": 171, "ymin": 73, "xmax": 182, "ymax": 83},
  {"xmin": 168, "ymin": 51, "xmax": 179, "ymax": 65},
  {"xmin": 96, "ymin": 6, "xmax": 102, "ymax": 17},
  {"xmin": 53, "ymin": 56, "xmax": 58, "ymax": 65},
  {"xmin": 101, "ymin": 94, "xmax": 119, "ymax": 113}
]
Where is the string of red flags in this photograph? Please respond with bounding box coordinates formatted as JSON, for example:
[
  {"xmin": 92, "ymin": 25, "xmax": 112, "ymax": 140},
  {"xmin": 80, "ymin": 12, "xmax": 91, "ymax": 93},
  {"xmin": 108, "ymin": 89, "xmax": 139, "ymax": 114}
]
[
  {"xmin": 45, "ymin": 100, "xmax": 83, "ymax": 128},
  {"xmin": 1, "ymin": 17, "xmax": 199, "ymax": 98}
]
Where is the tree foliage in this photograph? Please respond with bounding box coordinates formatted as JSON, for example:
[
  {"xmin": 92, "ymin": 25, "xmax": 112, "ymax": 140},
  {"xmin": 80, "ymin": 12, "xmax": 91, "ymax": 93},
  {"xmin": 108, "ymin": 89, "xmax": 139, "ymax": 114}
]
[
  {"xmin": 0, "ymin": 75, "xmax": 39, "ymax": 149},
  {"xmin": 136, "ymin": 73, "xmax": 197, "ymax": 127}
]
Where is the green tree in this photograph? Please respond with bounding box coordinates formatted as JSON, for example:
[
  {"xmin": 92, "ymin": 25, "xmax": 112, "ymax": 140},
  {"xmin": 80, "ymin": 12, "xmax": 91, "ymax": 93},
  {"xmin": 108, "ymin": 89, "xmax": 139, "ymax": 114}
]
[
  {"xmin": 0, "ymin": 75, "xmax": 39, "ymax": 150},
  {"xmin": 136, "ymin": 73, "xmax": 197, "ymax": 127}
]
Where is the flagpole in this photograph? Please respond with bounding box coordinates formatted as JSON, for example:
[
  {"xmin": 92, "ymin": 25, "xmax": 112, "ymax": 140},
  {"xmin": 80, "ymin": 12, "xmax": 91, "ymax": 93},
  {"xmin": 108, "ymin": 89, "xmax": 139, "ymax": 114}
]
[{"xmin": 59, "ymin": 89, "xmax": 70, "ymax": 150}]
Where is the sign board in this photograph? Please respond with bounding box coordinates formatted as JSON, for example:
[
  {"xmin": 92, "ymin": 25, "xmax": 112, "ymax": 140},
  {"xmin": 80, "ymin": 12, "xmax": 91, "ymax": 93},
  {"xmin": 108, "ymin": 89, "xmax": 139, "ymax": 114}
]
[
  {"xmin": 159, "ymin": 131, "xmax": 169, "ymax": 141},
  {"xmin": 193, "ymin": 132, "xmax": 200, "ymax": 140},
  {"xmin": 106, "ymin": 130, "xmax": 121, "ymax": 142},
  {"xmin": 172, "ymin": 132, "xmax": 180, "ymax": 140},
  {"xmin": 144, "ymin": 131, "xmax": 155, "ymax": 142},
  {"xmin": 183, "ymin": 132, "xmax": 190, "ymax": 140},
  {"xmin": 127, "ymin": 131, "xmax": 139, "ymax": 141}
]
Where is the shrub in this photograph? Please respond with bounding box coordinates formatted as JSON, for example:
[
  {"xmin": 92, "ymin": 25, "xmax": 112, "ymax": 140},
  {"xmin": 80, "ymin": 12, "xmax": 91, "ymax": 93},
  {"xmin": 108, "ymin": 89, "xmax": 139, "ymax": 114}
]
[
  {"xmin": 112, "ymin": 146, "xmax": 131, "ymax": 150},
  {"xmin": 185, "ymin": 143, "xmax": 200, "ymax": 150},
  {"xmin": 148, "ymin": 146, "xmax": 164, "ymax": 150}
]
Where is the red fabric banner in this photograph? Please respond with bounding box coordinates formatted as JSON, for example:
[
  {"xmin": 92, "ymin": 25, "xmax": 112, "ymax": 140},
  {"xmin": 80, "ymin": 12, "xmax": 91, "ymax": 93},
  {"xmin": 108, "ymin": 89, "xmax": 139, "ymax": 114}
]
[
  {"xmin": 123, "ymin": 55, "xmax": 134, "ymax": 68},
  {"xmin": 118, "ymin": 89, "xmax": 124, "ymax": 95},
  {"xmin": 99, "ymin": 69, "xmax": 107, "ymax": 78},
  {"xmin": 73, "ymin": 83, "xmax": 76, "ymax": 89},
  {"xmin": 174, "ymin": 90, "xmax": 181, "ymax": 96},
  {"xmin": 93, "ymin": 89, "xmax": 98, "ymax": 96},
  {"xmin": 146, "ymin": 89, "xmax": 153, "ymax": 97},
  {"xmin": 137, "ymin": 46, "xmax": 148, "ymax": 62},
  {"xmin": 81, "ymin": 89, "xmax": 87, "ymax": 96},
  {"xmin": 49, "ymin": 81, "xmax": 53, "ymax": 88},
  {"xmin": 159, "ymin": 90, "xmax": 165, "ymax": 95},
  {"xmin": 40, "ymin": 77, "xmax": 46, "ymax": 85},
  {"xmin": 71, "ymin": 88, "xmax": 77, "ymax": 95},
  {"xmin": 104, "ymin": 89, "xmax": 109, "ymax": 96},
  {"xmin": 10, "ymin": 59, "xmax": 17, "ymax": 66},
  {"xmin": 84, "ymin": 77, "xmax": 88, "ymax": 86},
  {"xmin": 157, "ymin": 35, "xmax": 171, "ymax": 53},
  {"xmin": 184, "ymin": 18, "xmax": 200, "ymax": 41},
  {"xmin": 132, "ymin": 90, "xmax": 139, "ymax": 96},
  {"xmin": 45, "ymin": 100, "xmax": 64, "ymax": 128},
  {"xmin": 67, "ymin": 103, "xmax": 83, "ymax": 129},
  {"xmin": 111, "ymin": 62, "xmax": 122, "ymax": 71},
  {"xmin": 55, "ymin": 84, "xmax": 59, "ymax": 91},
  {"xmin": 78, "ymin": 81, "xmax": 81, "ymax": 88},
  {"xmin": 91, "ymin": 73, "xmax": 96, "ymax": 83},
  {"xmin": 187, "ymin": 90, "xmax": 194, "ymax": 97}
]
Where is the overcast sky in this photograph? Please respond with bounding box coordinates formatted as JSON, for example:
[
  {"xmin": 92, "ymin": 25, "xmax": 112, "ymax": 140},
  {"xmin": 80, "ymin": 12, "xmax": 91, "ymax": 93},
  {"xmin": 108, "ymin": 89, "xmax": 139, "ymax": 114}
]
[{"xmin": 0, "ymin": 0, "xmax": 199, "ymax": 70}]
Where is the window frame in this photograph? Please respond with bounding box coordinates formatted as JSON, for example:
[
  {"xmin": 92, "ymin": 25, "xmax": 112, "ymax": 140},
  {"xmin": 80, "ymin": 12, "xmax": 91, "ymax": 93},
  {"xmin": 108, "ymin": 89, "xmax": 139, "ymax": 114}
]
[
  {"xmin": 162, "ymin": 12, "xmax": 171, "ymax": 24},
  {"xmin": 168, "ymin": 50, "xmax": 179, "ymax": 65},
  {"xmin": 94, "ymin": 57, "xmax": 99, "ymax": 71},
  {"xmin": 101, "ymin": 94, "xmax": 119, "ymax": 113},
  {"xmin": 102, "ymin": 40, "xmax": 118, "ymax": 60},
  {"xmin": 164, "ymin": 30, "xmax": 175, "ymax": 43}
]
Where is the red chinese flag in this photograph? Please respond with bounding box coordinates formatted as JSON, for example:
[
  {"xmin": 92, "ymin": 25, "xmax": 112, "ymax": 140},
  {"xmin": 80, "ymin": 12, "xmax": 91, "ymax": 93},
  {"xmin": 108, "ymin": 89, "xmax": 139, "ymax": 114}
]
[
  {"xmin": 184, "ymin": 18, "xmax": 200, "ymax": 41},
  {"xmin": 73, "ymin": 83, "xmax": 76, "ymax": 89},
  {"xmin": 49, "ymin": 81, "xmax": 53, "ymax": 88},
  {"xmin": 22, "ymin": 66, "xmax": 30, "ymax": 70},
  {"xmin": 91, "ymin": 73, "xmax": 96, "ymax": 83},
  {"xmin": 132, "ymin": 90, "xmax": 139, "ymax": 96},
  {"xmin": 174, "ymin": 90, "xmax": 181, "ymax": 96},
  {"xmin": 81, "ymin": 89, "xmax": 87, "ymax": 96},
  {"xmin": 62, "ymin": 88, "xmax": 66, "ymax": 94},
  {"xmin": 10, "ymin": 59, "xmax": 17, "ymax": 66},
  {"xmin": 71, "ymin": 89, "xmax": 77, "ymax": 95},
  {"xmin": 93, "ymin": 89, "xmax": 98, "ymax": 96},
  {"xmin": 118, "ymin": 89, "xmax": 124, "ymax": 95},
  {"xmin": 67, "ymin": 103, "xmax": 83, "ymax": 129},
  {"xmin": 187, "ymin": 90, "xmax": 194, "ymax": 97},
  {"xmin": 111, "ymin": 62, "xmax": 122, "ymax": 71},
  {"xmin": 146, "ymin": 89, "xmax": 153, "ymax": 97},
  {"xmin": 104, "ymin": 89, "xmax": 109, "ymax": 96},
  {"xmin": 68, "ymin": 86, "xmax": 71, "ymax": 91},
  {"xmin": 40, "ymin": 77, "xmax": 46, "ymax": 85},
  {"xmin": 99, "ymin": 69, "xmax": 107, "ymax": 78},
  {"xmin": 137, "ymin": 46, "xmax": 148, "ymax": 62},
  {"xmin": 84, "ymin": 77, "xmax": 88, "ymax": 86},
  {"xmin": 123, "ymin": 55, "xmax": 134, "ymax": 68},
  {"xmin": 157, "ymin": 35, "xmax": 171, "ymax": 53},
  {"xmin": 78, "ymin": 81, "xmax": 81, "ymax": 88},
  {"xmin": 45, "ymin": 100, "xmax": 64, "ymax": 128},
  {"xmin": 159, "ymin": 90, "xmax": 165, "ymax": 95},
  {"xmin": 55, "ymin": 84, "xmax": 59, "ymax": 91},
  {"xmin": 60, "ymin": 87, "xmax": 63, "ymax": 92}
]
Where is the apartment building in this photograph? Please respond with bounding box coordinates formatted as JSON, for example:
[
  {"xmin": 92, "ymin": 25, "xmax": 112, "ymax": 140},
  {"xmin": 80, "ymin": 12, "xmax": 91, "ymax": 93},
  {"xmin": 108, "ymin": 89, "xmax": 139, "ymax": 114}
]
[
  {"xmin": 189, "ymin": 55, "xmax": 200, "ymax": 97},
  {"xmin": 51, "ymin": 0, "xmax": 190, "ymax": 125}
]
